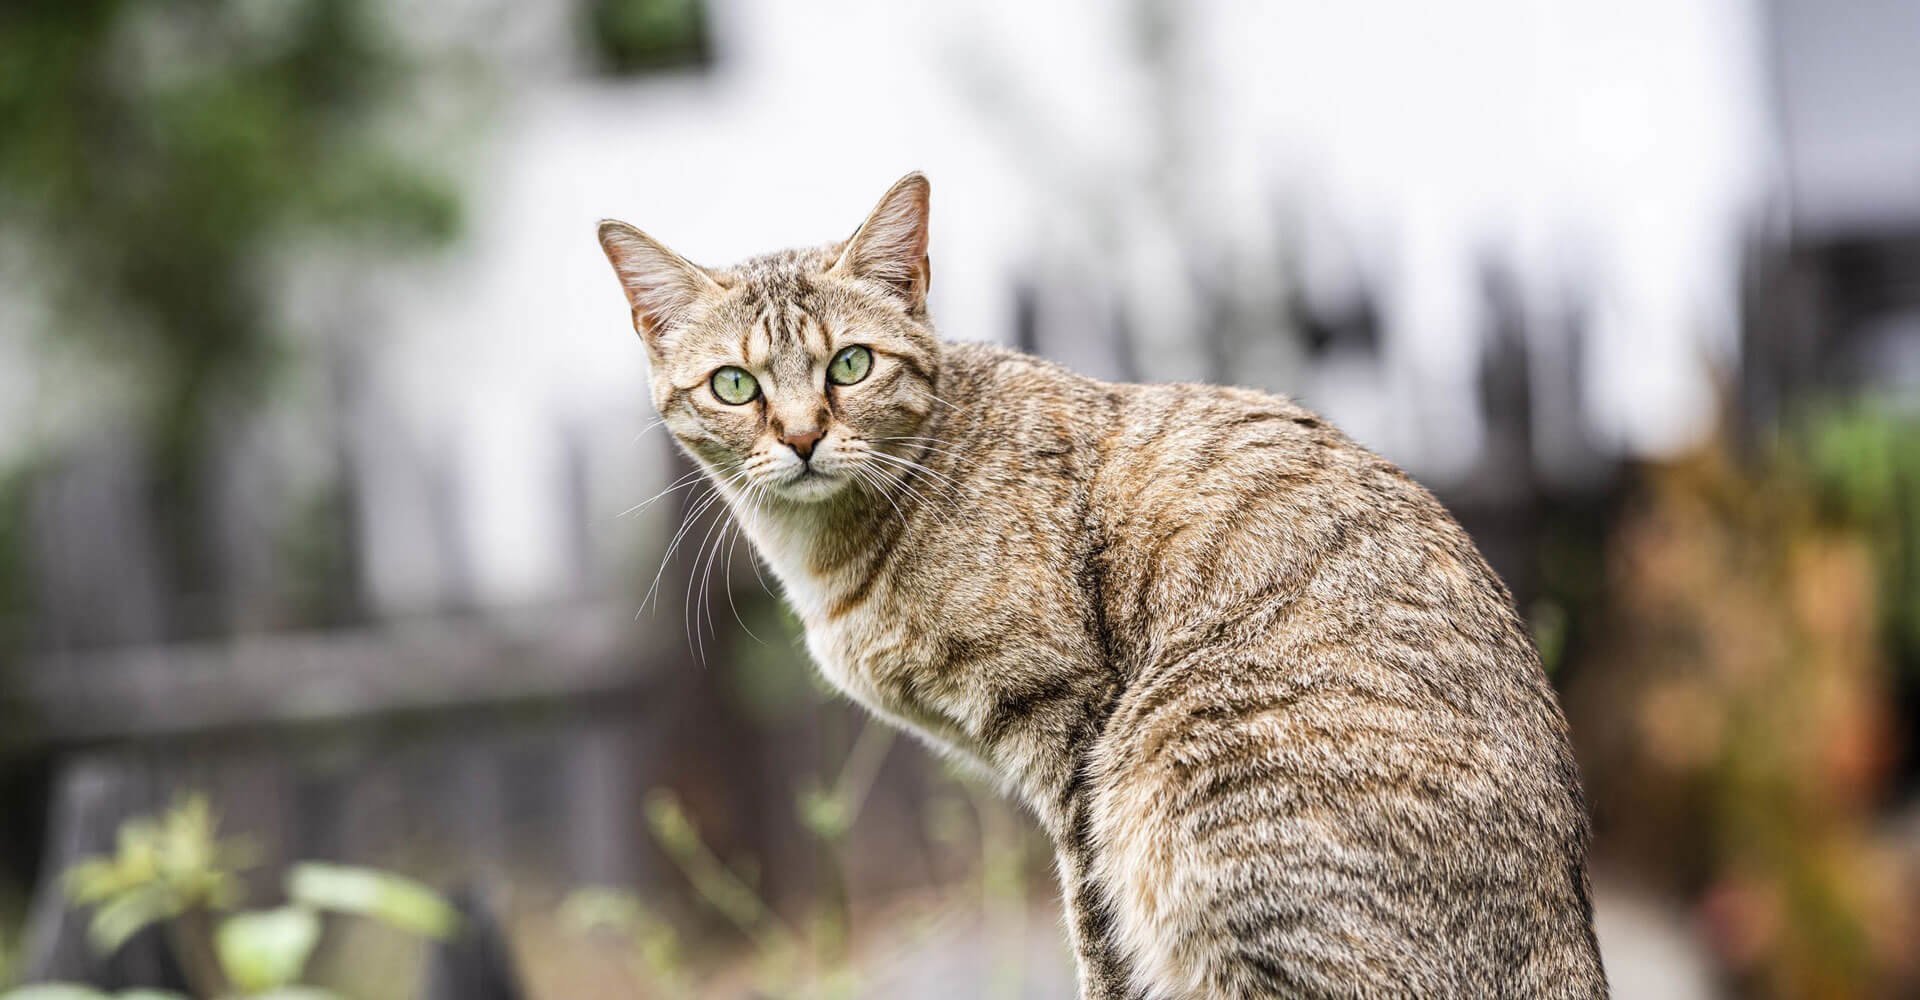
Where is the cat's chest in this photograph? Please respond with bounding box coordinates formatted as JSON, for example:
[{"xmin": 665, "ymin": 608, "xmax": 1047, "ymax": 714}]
[
  {"xmin": 751, "ymin": 529, "xmax": 923, "ymax": 694},
  {"xmin": 750, "ymin": 526, "xmax": 979, "ymax": 749}
]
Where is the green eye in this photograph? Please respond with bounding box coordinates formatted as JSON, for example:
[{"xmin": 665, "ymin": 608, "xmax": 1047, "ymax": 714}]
[
  {"xmin": 710, "ymin": 366, "xmax": 759, "ymax": 405},
  {"xmin": 828, "ymin": 345, "xmax": 873, "ymax": 386}
]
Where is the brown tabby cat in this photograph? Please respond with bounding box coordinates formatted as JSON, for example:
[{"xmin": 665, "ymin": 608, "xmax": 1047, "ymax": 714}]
[{"xmin": 596, "ymin": 173, "xmax": 1608, "ymax": 998}]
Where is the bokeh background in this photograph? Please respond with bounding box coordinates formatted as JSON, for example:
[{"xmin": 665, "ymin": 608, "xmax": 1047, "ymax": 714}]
[{"xmin": 2, "ymin": 1, "xmax": 1918, "ymax": 997}]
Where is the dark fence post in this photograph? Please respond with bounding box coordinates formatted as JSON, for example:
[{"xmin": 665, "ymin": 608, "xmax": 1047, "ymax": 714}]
[
  {"xmin": 18, "ymin": 755, "xmax": 191, "ymax": 993},
  {"xmin": 420, "ymin": 885, "xmax": 525, "ymax": 1000}
]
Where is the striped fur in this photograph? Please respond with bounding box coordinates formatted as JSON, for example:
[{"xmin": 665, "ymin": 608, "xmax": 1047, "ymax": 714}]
[{"xmin": 597, "ymin": 174, "xmax": 1608, "ymax": 999}]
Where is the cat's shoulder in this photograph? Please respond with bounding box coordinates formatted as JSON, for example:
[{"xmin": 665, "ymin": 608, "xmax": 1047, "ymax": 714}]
[{"xmin": 936, "ymin": 339, "xmax": 1088, "ymax": 383}]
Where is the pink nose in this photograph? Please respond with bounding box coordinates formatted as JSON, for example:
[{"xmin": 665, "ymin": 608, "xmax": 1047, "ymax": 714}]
[{"xmin": 781, "ymin": 427, "xmax": 824, "ymax": 461}]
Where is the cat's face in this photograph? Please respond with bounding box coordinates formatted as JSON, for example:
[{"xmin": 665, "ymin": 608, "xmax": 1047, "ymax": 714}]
[{"xmin": 599, "ymin": 174, "xmax": 938, "ymax": 505}]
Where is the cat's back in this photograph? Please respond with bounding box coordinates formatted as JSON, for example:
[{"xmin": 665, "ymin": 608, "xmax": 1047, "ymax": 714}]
[
  {"xmin": 1086, "ymin": 378, "xmax": 1562, "ymax": 720},
  {"xmin": 1058, "ymin": 377, "xmax": 1605, "ymax": 997}
]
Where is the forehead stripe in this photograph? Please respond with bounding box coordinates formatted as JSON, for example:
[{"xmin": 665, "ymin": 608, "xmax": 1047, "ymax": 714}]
[
  {"xmin": 744, "ymin": 306, "xmax": 775, "ymax": 367},
  {"xmin": 782, "ymin": 301, "xmax": 807, "ymax": 352}
]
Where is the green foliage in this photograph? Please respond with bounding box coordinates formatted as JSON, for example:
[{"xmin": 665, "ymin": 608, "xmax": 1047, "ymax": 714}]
[
  {"xmin": 643, "ymin": 791, "xmax": 786, "ymax": 952},
  {"xmin": 560, "ymin": 888, "xmax": 692, "ymax": 998},
  {"xmin": 724, "ymin": 599, "xmax": 817, "ymax": 723},
  {"xmin": 284, "ymin": 863, "xmax": 458, "ymax": 941},
  {"xmin": 62, "ymin": 796, "xmax": 252, "ymax": 954},
  {"xmin": 214, "ymin": 907, "xmax": 320, "ymax": 994},
  {"xmin": 1800, "ymin": 400, "xmax": 1920, "ymax": 668},
  {"xmin": 570, "ymin": 721, "xmax": 1041, "ymax": 998},
  {"xmin": 1566, "ymin": 436, "xmax": 1914, "ymax": 994},
  {"xmin": 0, "ymin": 0, "xmax": 458, "ymax": 375},
  {"xmin": 0, "ymin": 0, "xmax": 462, "ymax": 578},
  {"xmin": 28, "ymin": 797, "xmax": 451, "ymax": 999},
  {"xmin": 584, "ymin": 0, "xmax": 710, "ymax": 75},
  {"xmin": 1529, "ymin": 598, "xmax": 1568, "ymax": 677}
]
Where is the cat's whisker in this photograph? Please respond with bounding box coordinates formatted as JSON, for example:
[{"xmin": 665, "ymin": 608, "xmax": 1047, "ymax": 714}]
[
  {"xmin": 861, "ymin": 462, "xmax": 934, "ymax": 523},
  {"xmin": 872, "ymin": 437, "xmax": 969, "ymax": 455},
  {"xmin": 721, "ymin": 487, "xmax": 766, "ymax": 643},
  {"xmin": 684, "ymin": 490, "xmax": 737, "ymax": 662},
  {"xmin": 685, "ymin": 463, "xmax": 772, "ymax": 655},
  {"xmin": 866, "ymin": 449, "xmax": 969, "ymax": 499},
  {"xmin": 864, "ymin": 443, "xmax": 967, "ymax": 477},
  {"xmin": 731, "ymin": 491, "xmax": 779, "ymax": 600},
  {"xmin": 700, "ymin": 505, "xmax": 735, "ymax": 656},
  {"xmin": 700, "ymin": 477, "xmax": 759, "ymax": 649},
  {"xmin": 640, "ymin": 484, "xmax": 710, "ymax": 613},
  {"xmin": 860, "ymin": 457, "xmax": 960, "ymax": 520},
  {"xmin": 872, "ymin": 437, "xmax": 982, "ymax": 468},
  {"xmin": 851, "ymin": 464, "xmax": 912, "ymax": 526},
  {"xmin": 630, "ymin": 417, "xmax": 669, "ymax": 445},
  {"xmin": 874, "ymin": 434, "xmax": 963, "ymax": 447},
  {"xmin": 867, "ymin": 450, "xmax": 963, "ymax": 487},
  {"xmin": 645, "ymin": 484, "xmax": 722, "ymax": 615},
  {"xmin": 642, "ymin": 464, "xmax": 750, "ymax": 615},
  {"xmin": 617, "ymin": 467, "xmax": 710, "ymax": 518},
  {"xmin": 909, "ymin": 386, "xmax": 966, "ymax": 412}
]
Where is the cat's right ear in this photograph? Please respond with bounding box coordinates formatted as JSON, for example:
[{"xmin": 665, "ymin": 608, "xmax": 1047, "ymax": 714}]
[{"xmin": 597, "ymin": 220, "xmax": 724, "ymax": 357}]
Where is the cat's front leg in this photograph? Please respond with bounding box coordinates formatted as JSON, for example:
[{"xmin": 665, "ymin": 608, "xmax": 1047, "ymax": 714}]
[{"xmin": 1055, "ymin": 840, "xmax": 1143, "ymax": 1000}]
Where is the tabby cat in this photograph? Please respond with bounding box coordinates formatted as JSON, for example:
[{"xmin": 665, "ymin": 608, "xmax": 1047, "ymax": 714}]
[{"xmin": 596, "ymin": 173, "xmax": 1607, "ymax": 998}]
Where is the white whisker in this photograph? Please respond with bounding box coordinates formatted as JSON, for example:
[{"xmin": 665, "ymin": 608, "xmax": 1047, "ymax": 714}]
[
  {"xmin": 909, "ymin": 386, "xmax": 966, "ymax": 412},
  {"xmin": 867, "ymin": 449, "xmax": 968, "ymax": 497},
  {"xmin": 617, "ymin": 467, "xmax": 709, "ymax": 518},
  {"xmin": 721, "ymin": 488, "xmax": 766, "ymax": 643},
  {"xmin": 630, "ymin": 417, "xmax": 669, "ymax": 445},
  {"xmin": 642, "ymin": 463, "xmax": 750, "ymax": 614},
  {"xmin": 861, "ymin": 455, "xmax": 959, "ymax": 518},
  {"xmin": 852, "ymin": 464, "xmax": 912, "ymax": 525},
  {"xmin": 874, "ymin": 437, "xmax": 981, "ymax": 468}
]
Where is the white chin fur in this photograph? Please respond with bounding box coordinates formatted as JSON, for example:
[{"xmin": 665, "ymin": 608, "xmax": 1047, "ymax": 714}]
[{"xmin": 769, "ymin": 469, "xmax": 851, "ymax": 503}]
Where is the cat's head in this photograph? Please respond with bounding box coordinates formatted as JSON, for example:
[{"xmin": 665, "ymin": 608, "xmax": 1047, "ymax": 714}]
[{"xmin": 597, "ymin": 173, "xmax": 939, "ymax": 505}]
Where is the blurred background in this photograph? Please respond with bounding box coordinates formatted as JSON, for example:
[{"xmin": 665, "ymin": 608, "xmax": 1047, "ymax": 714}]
[{"xmin": 1, "ymin": 0, "xmax": 1918, "ymax": 997}]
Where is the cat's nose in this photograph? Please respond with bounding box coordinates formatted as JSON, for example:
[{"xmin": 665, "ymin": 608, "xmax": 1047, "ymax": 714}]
[{"xmin": 781, "ymin": 427, "xmax": 824, "ymax": 461}]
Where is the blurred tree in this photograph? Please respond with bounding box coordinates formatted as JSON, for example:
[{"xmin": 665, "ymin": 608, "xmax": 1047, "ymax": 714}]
[
  {"xmin": 583, "ymin": 0, "xmax": 711, "ymax": 76},
  {"xmin": 0, "ymin": 0, "xmax": 459, "ymax": 639}
]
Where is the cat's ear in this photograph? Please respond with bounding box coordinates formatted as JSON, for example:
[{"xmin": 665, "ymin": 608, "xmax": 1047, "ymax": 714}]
[
  {"xmin": 597, "ymin": 220, "xmax": 725, "ymax": 355},
  {"xmin": 830, "ymin": 172, "xmax": 931, "ymax": 313}
]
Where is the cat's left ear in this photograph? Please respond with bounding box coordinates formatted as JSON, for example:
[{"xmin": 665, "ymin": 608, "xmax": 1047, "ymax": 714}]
[{"xmin": 830, "ymin": 172, "xmax": 931, "ymax": 313}]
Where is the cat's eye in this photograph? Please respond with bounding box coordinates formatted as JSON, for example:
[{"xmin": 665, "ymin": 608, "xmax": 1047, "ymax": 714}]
[
  {"xmin": 710, "ymin": 366, "xmax": 759, "ymax": 405},
  {"xmin": 828, "ymin": 345, "xmax": 873, "ymax": 386}
]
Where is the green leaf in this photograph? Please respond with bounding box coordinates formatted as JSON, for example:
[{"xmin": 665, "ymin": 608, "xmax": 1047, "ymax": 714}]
[
  {"xmin": 559, "ymin": 888, "xmax": 643, "ymax": 934},
  {"xmin": 285, "ymin": 863, "xmax": 457, "ymax": 940},
  {"xmin": 243, "ymin": 989, "xmax": 346, "ymax": 1000},
  {"xmin": 796, "ymin": 788, "xmax": 850, "ymax": 841},
  {"xmin": 86, "ymin": 883, "xmax": 180, "ymax": 956},
  {"xmin": 215, "ymin": 906, "xmax": 321, "ymax": 993},
  {"xmin": 113, "ymin": 992, "xmax": 189, "ymax": 1000},
  {"xmin": 62, "ymin": 794, "xmax": 252, "ymax": 922}
]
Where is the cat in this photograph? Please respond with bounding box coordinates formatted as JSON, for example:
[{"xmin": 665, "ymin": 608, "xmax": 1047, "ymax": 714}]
[{"xmin": 596, "ymin": 173, "xmax": 1608, "ymax": 999}]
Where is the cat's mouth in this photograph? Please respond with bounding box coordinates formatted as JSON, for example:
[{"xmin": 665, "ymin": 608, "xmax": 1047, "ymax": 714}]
[{"xmin": 769, "ymin": 464, "xmax": 848, "ymax": 502}]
